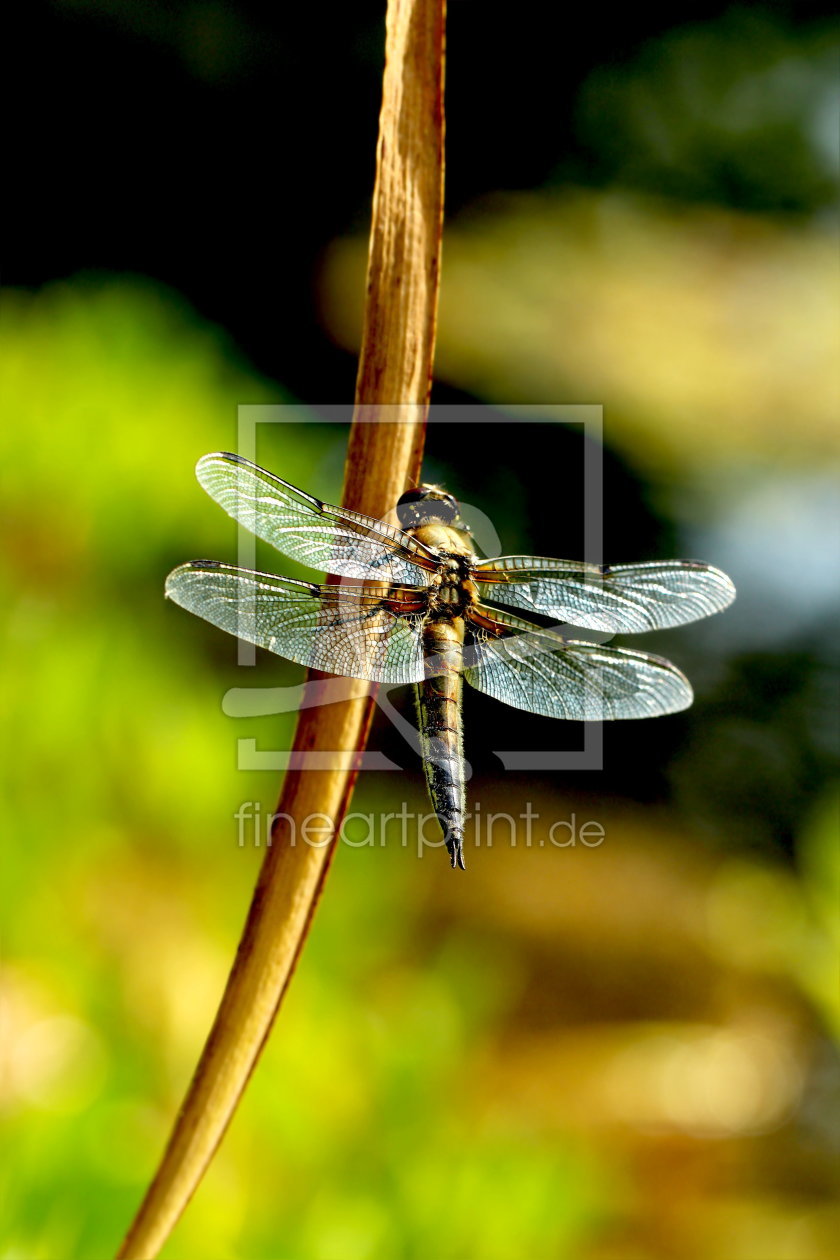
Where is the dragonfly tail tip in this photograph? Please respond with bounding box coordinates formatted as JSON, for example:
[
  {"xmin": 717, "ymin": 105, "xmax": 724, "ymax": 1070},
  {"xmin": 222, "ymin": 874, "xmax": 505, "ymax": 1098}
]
[{"xmin": 447, "ymin": 838, "xmax": 466, "ymax": 871}]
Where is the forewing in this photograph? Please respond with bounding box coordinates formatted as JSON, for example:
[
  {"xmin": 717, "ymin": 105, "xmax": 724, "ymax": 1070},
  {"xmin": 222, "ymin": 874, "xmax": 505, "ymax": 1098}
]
[
  {"xmin": 196, "ymin": 452, "xmax": 439, "ymax": 584},
  {"xmin": 475, "ymin": 557, "xmax": 735, "ymax": 633},
  {"xmin": 166, "ymin": 561, "xmax": 429, "ymax": 684},
  {"xmin": 464, "ymin": 606, "xmax": 693, "ymax": 720}
]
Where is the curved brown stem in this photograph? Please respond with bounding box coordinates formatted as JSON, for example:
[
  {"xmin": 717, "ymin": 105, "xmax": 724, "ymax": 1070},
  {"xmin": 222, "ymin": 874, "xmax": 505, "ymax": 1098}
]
[{"xmin": 115, "ymin": 2, "xmax": 446, "ymax": 1256}]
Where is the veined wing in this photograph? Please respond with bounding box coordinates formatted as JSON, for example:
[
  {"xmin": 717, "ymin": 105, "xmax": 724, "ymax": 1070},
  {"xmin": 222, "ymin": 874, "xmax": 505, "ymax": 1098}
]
[
  {"xmin": 464, "ymin": 605, "xmax": 692, "ymax": 720},
  {"xmin": 196, "ymin": 452, "xmax": 440, "ymax": 584},
  {"xmin": 475, "ymin": 557, "xmax": 735, "ymax": 633},
  {"xmin": 165, "ymin": 561, "xmax": 430, "ymax": 684}
]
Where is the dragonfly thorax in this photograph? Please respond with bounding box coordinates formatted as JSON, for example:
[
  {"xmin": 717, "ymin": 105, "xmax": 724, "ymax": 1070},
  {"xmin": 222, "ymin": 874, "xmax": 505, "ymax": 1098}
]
[{"xmin": 427, "ymin": 552, "xmax": 479, "ymax": 619}]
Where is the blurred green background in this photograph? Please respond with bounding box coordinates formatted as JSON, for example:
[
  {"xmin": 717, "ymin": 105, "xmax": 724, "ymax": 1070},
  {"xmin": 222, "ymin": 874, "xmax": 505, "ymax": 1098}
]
[{"xmin": 2, "ymin": 3, "xmax": 838, "ymax": 1258}]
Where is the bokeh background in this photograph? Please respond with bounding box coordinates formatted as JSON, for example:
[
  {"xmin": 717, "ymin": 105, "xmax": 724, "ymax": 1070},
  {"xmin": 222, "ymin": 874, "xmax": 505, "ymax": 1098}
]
[{"xmin": 2, "ymin": 2, "xmax": 839, "ymax": 1258}]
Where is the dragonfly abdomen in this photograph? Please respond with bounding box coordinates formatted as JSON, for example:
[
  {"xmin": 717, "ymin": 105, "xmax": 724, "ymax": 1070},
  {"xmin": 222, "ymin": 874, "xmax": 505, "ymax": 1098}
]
[{"xmin": 417, "ymin": 618, "xmax": 467, "ymax": 870}]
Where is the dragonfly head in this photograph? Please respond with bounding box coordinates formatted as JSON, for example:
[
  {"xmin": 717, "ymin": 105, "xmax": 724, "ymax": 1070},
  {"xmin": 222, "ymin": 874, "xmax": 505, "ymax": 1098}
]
[{"xmin": 396, "ymin": 485, "xmax": 466, "ymax": 530}]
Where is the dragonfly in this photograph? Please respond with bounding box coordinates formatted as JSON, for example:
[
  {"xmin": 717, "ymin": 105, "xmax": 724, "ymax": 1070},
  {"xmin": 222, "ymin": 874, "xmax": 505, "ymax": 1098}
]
[{"xmin": 166, "ymin": 452, "xmax": 736, "ymax": 870}]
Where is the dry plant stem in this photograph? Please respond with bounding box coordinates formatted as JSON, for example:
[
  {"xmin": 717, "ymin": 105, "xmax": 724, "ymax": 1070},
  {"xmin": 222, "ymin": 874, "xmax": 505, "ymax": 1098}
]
[{"xmin": 115, "ymin": 2, "xmax": 445, "ymax": 1257}]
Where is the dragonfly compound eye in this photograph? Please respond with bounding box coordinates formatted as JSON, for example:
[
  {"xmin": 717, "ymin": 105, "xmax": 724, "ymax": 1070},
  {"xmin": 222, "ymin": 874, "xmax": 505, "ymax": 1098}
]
[{"xmin": 397, "ymin": 485, "xmax": 460, "ymax": 528}]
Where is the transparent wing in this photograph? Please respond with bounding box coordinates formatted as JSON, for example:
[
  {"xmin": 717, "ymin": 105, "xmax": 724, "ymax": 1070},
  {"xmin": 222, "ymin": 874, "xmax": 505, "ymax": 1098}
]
[
  {"xmin": 165, "ymin": 561, "xmax": 430, "ymax": 684},
  {"xmin": 464, "ymin": 606, "xmax": 693, "ymax": 720},
  {"xmin": 475, "ymin": 557, "xmax": 735, "ymax": 633},
  {"xmin": 196, "ymin": 452, "xmax": 439, "ymax": 584}
]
